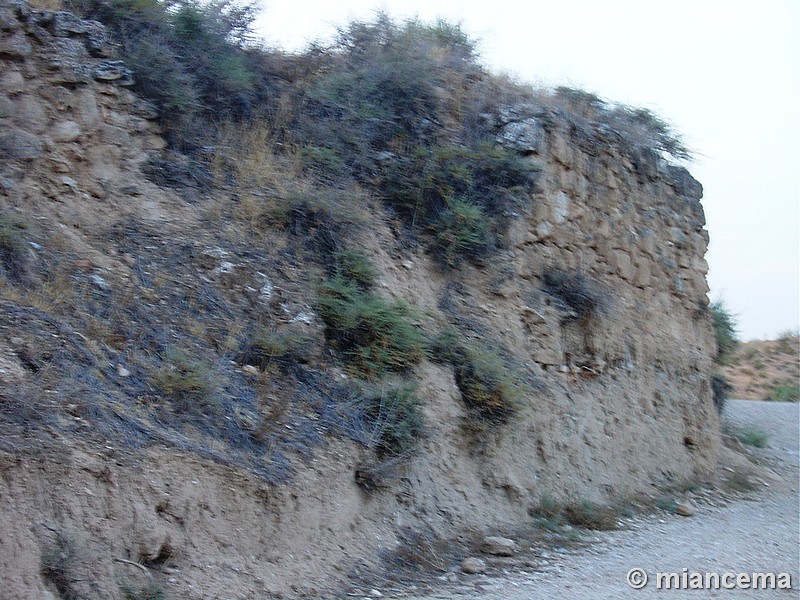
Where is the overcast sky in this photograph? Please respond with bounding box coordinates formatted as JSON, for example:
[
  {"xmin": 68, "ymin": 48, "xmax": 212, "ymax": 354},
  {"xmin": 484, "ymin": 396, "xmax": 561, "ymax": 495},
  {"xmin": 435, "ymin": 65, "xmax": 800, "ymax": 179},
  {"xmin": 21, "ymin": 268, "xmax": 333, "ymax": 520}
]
[{"xmin": 253, "ymin": 0, "xmax": 799, "ymax": 341}]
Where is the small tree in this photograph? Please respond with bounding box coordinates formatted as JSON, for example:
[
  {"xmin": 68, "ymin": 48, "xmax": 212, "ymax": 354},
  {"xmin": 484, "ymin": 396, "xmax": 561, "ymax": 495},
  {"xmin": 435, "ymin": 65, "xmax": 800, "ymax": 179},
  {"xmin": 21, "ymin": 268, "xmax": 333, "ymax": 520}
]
[
  {"xmin": 711, "ymin": 300, "xmax": 739, "ymax": 364},
  {"xmin": 710, "ymin": 300, "xmax": 739, "ymax": 414}
]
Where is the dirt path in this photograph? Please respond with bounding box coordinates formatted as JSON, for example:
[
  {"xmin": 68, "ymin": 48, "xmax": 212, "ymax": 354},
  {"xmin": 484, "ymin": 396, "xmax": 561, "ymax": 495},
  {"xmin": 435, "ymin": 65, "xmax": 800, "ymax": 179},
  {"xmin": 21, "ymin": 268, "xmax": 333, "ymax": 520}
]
[{"xmin": 398, "ymin": 400, "xmax": 799, "ymax": 599}]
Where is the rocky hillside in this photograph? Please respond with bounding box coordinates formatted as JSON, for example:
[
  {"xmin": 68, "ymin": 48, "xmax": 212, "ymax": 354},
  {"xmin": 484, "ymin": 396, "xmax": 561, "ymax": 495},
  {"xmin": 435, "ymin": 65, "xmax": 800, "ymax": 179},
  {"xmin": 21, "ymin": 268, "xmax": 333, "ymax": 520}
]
[
  {"xmin": 722, "ymin": 334, "xmax": 799, "ymax": 401},
  {"xmin": 0, "ymin": 2, "xmax": 720, "ymax": 598}
]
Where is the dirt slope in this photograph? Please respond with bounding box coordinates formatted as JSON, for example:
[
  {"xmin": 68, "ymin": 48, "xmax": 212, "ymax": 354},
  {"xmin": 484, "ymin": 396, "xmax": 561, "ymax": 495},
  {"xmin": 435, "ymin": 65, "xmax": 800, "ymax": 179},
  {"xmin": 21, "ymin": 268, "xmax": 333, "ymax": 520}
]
[{"xmin": 722, "ymin": 335, "xmax": 799, "ymax": 401}]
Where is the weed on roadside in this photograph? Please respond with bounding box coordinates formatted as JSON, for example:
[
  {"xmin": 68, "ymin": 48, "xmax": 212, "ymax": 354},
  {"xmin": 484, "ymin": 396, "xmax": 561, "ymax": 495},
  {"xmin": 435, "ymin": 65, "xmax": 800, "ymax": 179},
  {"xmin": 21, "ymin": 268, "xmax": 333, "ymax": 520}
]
[
  {"xmin": 530, "ymin": 496, "xmax": 621, "ymax": 532},
  {"xmin": 725, "ymin": 424, "xmax": 768, "ymax": 449}
]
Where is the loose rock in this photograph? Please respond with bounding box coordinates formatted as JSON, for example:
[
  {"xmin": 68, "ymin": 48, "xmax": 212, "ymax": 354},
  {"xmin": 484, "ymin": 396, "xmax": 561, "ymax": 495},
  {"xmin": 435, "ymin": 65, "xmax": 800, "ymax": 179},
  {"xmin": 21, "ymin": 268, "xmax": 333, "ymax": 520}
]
[
  {"xmin": 460, "ymin": 556, "xmax": 488, "ymax": 574},
  {"xmin": 481, "ymin": 536, "xmax": 520, "ymax": 556}
]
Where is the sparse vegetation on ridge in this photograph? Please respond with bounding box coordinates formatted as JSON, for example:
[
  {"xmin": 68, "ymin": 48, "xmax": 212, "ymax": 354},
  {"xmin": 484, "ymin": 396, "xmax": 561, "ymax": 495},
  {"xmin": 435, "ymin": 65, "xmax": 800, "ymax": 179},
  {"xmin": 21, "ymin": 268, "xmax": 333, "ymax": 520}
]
[
  {"xmin": 721, "ymin": 332, "xmax": 798, "ymax": 402},
  {"xmin": 0, "ymin": 0, "xmax": 712, "ymax": 489}
]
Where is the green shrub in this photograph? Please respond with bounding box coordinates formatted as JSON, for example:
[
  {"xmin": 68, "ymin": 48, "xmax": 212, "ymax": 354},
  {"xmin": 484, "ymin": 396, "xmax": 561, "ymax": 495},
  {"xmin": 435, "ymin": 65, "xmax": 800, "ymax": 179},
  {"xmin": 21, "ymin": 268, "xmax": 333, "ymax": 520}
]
[
  {"xmin": 550, "ymin": 87, "xmax": 691, "ymax": 160},
  {"xmin": 332, "ymin": 249, "xmax": 378, "ymax": 290},
  {"xmin": 431, "ymin": 328, "xmax": 524, "ymax": 423},
  {"xmin": 726, "ymin": 425, "xmax": 768, "ymax": 449},
  {"xmin": 531, "ymin": 496, "xmax": 620, "ymax": 531},
  {"xmin": 430, "ymin": 198, "xmax": 490, "ymax": 267},
  {"xmin": 300, "ymin": 145, "xmax": 348, "ymax": 182},
  {"xmin": 150, "ymin": 349, "xmax": 217, "ymax": 413},
  {"xmin": 455, "ymin": 345, "xmax": 523, "ymax": 422},
  {"xmin": 380, "ymin": 143, "xmax": 532, "ymax": 265},
  {"xmin": 354, "ymin": 382, "xmax": 424, "ymax": 457},
  {"xmin": 724, "ymin": 471, "xmax": 756, "ymax": 494},
  {"xmin": 562, "ymin": 500, "xmax": 621, "ymax": 530},
  {"xmin": 316, "ymin": 277, "xmax": 427, "ymax": 378},
  {"xmin": 775, "ymin": 329, "xmax": 799, "ymax": 354},
  {"xmin": 121, "ymin": 581, "xmax": 168, "ymax": 600},
  {"xmin": 655, "ymin": 497, "xmax": 679, "ymax": 513},
  {"xmin": 768, "ymin": 382, "xmax": 800, "ymax": 403},
  {"xmin": 238, "ymin": 328, "xmax": 312, "ymax": 370},
  {"xmin": 710, "ymin": 300, "xmax": 739, "ymax": 364},
  {"xmin": 67, "ymin": 0, "xmax": 260, "ymax": 141},
  {"xmin": 304, "ymin": 15, "xmax": 483, "ymax": 173}
]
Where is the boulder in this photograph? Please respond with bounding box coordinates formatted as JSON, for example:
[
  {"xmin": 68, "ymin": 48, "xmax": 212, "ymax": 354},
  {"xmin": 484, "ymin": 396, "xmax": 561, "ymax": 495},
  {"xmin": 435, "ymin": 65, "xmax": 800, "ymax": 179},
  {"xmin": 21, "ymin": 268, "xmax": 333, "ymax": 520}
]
[
  {"xmin": 460, "ymin": 556, "xmax": 487, "ymax": 574},
  {"xmin": 481, "ymin": 536, "xmax": 520, "ymax": 556}
]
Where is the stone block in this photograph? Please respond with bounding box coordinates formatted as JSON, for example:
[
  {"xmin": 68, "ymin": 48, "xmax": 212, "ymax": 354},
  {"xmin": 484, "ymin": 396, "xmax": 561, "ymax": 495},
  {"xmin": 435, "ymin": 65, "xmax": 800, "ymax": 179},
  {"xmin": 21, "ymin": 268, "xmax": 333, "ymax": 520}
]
[
  {"xmin": 12, "ymin": 94, "xmax": 49, "ymax": 132},
  {"xmin": 0, "ymin": 127, "xmax": 42, "ymax": 159},
  {"xmin": 51, "ymin": 120, "xmax": 81, "ymax": 142},
  {"xmin": 0, "ymin": 30, "xmax": 32, "ymax": 58},
  {"xmin": 0, "ymin": 69, "xmax": 25, "ymax": 94}
]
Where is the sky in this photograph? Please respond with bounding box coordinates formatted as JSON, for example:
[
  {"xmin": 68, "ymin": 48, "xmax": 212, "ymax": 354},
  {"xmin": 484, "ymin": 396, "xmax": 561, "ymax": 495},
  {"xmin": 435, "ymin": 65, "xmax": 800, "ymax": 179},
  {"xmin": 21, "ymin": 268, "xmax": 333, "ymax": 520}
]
[{"xmin": 253, "ymin": 0, "xmax": 800, "ymax": 341}]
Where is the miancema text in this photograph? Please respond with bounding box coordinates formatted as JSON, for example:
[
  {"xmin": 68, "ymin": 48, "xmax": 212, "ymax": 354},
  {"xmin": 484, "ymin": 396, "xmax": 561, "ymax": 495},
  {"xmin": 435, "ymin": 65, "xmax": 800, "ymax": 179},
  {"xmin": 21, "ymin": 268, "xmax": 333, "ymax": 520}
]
[{"xmin": 657, "ymin": 569, "xmax": 793, "ymax": 590}]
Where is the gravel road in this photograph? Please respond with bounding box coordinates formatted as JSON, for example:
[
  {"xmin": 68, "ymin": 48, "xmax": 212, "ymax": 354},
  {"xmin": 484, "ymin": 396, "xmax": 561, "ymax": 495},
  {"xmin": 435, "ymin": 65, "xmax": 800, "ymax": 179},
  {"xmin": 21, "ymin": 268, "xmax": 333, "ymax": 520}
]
[{"xmin": 400, "ymin": 400, "xmax": 799, "ymax": 600}]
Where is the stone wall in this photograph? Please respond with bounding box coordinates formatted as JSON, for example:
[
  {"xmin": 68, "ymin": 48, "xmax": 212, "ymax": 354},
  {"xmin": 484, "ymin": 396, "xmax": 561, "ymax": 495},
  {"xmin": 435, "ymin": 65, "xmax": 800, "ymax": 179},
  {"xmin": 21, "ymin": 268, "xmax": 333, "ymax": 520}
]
[
  {"xmin": 375, "ymin": 108, "xmax": 721, "ymax": 536},
  {"xmin": 0, "ymin": 3, "xmax": 721, "ymax": 597},
  {"xmin": 1, "ymin": 0, "xmax": 164, "ymax": 200}
]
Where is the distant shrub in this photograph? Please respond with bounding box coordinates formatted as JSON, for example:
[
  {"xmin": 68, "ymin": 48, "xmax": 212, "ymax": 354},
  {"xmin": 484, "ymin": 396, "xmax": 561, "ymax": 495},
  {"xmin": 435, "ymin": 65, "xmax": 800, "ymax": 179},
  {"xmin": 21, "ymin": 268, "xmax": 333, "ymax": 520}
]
[
  {"xmin": 710, "ymin": 300, "xmax": 739, "ymax": 364},
  {"xmin": 775, "ymin": 329, "xmax": 799, "ymax": 354},
  {"xmin": 316, "ymin": 277, "xmax": 427, "ymax": 378},
  {"xmin": 768, "ymin": 382, "xmax": 799, "ymax": 403}
]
